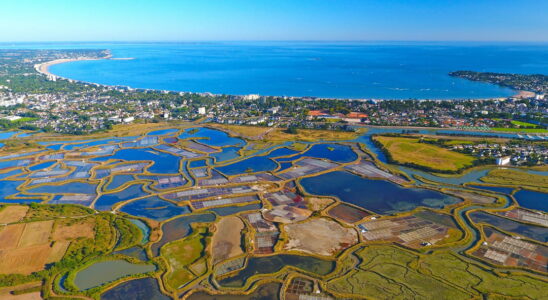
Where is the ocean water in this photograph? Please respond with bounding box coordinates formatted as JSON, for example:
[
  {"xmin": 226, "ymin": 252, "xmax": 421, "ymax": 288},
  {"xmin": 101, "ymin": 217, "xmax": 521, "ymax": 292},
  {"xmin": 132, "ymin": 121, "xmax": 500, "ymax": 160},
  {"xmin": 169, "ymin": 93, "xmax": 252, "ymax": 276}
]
[{"xmin": 4, "ymin": 42, "xmax": 548, "ymax": 99}]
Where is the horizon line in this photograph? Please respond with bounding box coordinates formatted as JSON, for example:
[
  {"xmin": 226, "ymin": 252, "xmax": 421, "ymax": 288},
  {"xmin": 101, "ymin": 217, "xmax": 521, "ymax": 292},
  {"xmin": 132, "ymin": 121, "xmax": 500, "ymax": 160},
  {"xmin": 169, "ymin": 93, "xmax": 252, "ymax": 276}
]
[{"xmin": 1, "ymin": 40, "xmax": 548, "ymax": 44}]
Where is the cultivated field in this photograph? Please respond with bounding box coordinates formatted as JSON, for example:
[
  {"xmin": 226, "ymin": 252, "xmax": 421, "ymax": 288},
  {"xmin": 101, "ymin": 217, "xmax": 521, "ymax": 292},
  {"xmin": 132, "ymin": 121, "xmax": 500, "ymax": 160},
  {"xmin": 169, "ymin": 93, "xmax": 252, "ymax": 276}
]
[
  {"xmin": 0, "ymin": 217, "xmax": 97, "ymax": 275},
  {"xmin": 52, "ymin": 219, "xmax": 95, "ymax": 241},
  {"xmin": 0, "ymin": 206, "xmax": 29, "ymax": 224},
  {"xmin": 284, "ymin": 218, "xmax": 357, "ymax": 256},
  {"xmin": 0, "ymin": 223, "xmax": 26, "ymax": 250},
  {"xmin": 373, "ymin": 136, "xmax": 475, "ymax": 172},
  {"xmin": 18, "ymin": 220, "xmax": 54, "ymax": 247},
  {"xmin": 211, "ymin": 216, "xmax": 244, "ymax": 264}
]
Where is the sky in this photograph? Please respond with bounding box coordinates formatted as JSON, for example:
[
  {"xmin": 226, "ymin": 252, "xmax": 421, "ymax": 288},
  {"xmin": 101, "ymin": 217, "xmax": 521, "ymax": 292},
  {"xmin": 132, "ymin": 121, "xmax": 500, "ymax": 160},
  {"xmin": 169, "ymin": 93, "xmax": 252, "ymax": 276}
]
[{"xmin": 0, "ymin": 0, "xmax": 547, "ymax": 42}]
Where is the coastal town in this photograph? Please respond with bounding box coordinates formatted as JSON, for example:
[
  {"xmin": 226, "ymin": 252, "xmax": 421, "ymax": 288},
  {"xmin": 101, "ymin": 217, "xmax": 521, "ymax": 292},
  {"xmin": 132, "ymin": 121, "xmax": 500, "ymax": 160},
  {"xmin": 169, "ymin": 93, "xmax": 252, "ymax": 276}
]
[{"xmin": 0, "ymin": 49, "xmax": 547, "ymax": 168}]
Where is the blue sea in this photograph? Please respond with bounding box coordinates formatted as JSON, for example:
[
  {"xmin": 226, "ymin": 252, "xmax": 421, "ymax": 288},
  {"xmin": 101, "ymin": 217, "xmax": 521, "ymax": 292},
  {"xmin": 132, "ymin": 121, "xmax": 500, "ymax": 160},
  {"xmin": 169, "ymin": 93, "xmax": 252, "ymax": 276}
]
[{"xmin": 4, "ymin": 42, "xmax": 548, "ymax": 99}]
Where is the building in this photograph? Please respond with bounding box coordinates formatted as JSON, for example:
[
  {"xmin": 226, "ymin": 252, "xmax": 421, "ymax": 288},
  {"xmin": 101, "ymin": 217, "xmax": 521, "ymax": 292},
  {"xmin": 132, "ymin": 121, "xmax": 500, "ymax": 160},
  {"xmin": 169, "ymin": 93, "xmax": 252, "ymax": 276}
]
[
  {"xmin": 198, "ymin": 107, "xmax": 206, "ymax": 115},
  {"xmin": 2, "ymin": 116, "xmax": 21, "ymax": 121},
  {"xmin": 243, "ymin": 94, "xmax": 260, "ymax": 101},
  {"xmin": 123, "ymin": 116, "xmax": 135, "ymax": 123},
  {"xmin": 496, "ymin": 156, "xmax": 511, "ymax": 166}
]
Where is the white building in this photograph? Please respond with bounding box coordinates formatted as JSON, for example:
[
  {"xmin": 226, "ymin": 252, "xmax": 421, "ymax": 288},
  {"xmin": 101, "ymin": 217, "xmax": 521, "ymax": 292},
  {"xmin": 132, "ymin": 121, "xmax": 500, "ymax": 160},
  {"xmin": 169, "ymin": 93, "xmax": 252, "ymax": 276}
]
[
  {"xmin": 198, "ymin": 107, "xmax": 206, "ymax": 115},
  {"xmin": 3, "ymin": 116, "xmax": 21, "ymax": 121},
  {"xmin": 123, "ymin": 116, "xmax": 135, "ymax": 123},
  {"xmin": 243, "ymin": 94, "xmax": 260, "ymax": 101},
  {"xmin": 496, "ymin": 156, "xmax": 511, "ymax": 166}
]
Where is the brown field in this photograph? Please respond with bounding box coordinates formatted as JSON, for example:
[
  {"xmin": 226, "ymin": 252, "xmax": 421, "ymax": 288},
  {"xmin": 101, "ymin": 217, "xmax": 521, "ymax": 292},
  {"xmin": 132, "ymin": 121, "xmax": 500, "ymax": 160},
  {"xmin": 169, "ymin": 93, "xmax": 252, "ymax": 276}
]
[
  {"xmin": 0, "ymin": 292, "xmax": 42, "ymax": 300},
  {"xmin": 52, "ymin": 219, "xmax": 95, "ymax": 241},
  {"xmin": 328, "ymin": 203, "xmax": 371, "ymax": 224},
  {"xmin": 209, "ymin": 124, "xmax": 271, "ymax": 139},
  {"xmin": 305, "ymin": 197, "xmax": 334, "ymax": 211},
  {"xmin": 0, "ymin": 223, "xmax": 26, "ymax": 250},
  {"xmin": 46, "ymin": 240, "xmax": 70, "ymax": 263},
  {"xmin": 0, "ymin": 206, "xmax": 29, "ymax": 224},
  {"xmin": 0, "ymin": 282, "xmax": 42, "ymax": 300},
  {"xmin": 211, "ymin": 217, "xmax": 244, "ymax": 264},
  {"xmin": 18, "ymin": 220, "xmax": 53, "ymax": 247},
  {"xmin": 283, "ymin": 218, "xmax": 357, "ymax": 256},
  {"xmin": 0, "ymin": 244, "xmax": 52, "ymax": 275},
  {"xmin": 264, "ymin": 128, "xmax": 361, "ymax": 142}
]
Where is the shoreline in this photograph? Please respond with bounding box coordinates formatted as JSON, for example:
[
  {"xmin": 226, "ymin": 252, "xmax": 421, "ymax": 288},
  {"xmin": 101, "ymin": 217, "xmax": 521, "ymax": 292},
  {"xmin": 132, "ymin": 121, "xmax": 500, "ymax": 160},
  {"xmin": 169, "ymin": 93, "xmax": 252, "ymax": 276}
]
[
  {"xmin": 35, "ymin": 56, "xmax": 109, "ymax": 78},
  {"xmin": 34, "ymin": 55, "xmax": 135, "ymax": 79},
  {"xmin": 35, "ymin": 57, "xmax": 532, "ymax": 102}
]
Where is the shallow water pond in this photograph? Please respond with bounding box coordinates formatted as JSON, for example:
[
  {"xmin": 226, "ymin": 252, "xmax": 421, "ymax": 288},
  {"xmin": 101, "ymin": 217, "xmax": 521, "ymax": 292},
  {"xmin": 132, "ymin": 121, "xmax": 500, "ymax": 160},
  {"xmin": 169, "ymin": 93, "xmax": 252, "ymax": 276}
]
[
  {"xmin": 513, "ymin": 190, "xmax": 548, "ymax": 213},
  {"xmin": 218, "ymin": 255, "xmax": 334, "ymax": 287},
  {"xmin": 95, "ymin": 183, "xmax": 149, "ymax": 211},
  {"xmin": 93, "ymin": 148, "xmax": 181, "ymax": 174},
  {"xmin": 73, "ymin": 259, "xmax": 156, "ymax": 290},
  {"xmin": 151, "ymin": 213, "xmax": 216, "ymax": 256},
  {"xmin": 189, "ymin": 282, "xmax": 281, "ymax": 300},
  {"xmin": 278, "ymin": 143, "xmax": 357, "ymax": 163},
  {"xmin": 179, "ymin": 127, "xmax": 245, "ymax": 147},
  {"xmin": 216, "ymin": 156, "xmax": 277, "ymax": 176},
  {"xmin": 119, "ymin": 196, "xmax": 190, "ymax": 221},
  {"xmin": 301, "ymin": 171, "xmax": 460, "ymax": 215},
  {"xmin": 469, "ymin": 211, "xmax": 548, "ymax": 242},
  {"xmin": 101, "ymin": 277, "xmax": 169, "ymax": 300}
]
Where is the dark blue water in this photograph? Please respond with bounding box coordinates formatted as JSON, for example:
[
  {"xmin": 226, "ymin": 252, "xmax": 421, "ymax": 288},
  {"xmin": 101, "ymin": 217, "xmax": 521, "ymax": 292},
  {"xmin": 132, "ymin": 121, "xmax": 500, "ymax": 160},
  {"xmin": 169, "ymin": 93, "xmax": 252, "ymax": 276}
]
[
  {"xmin": 119, "ymin": 196, "xmax": 190, "ymax": 221},
  {"xmin": 101, "ymin": 277, "xmax": 170, "ymax": 300},
  {"xmin": 468, "ymin": 184, "xmax": 515, "ymax": 194},
  {"xmin": 28, "ymin": 161, "xmax": 56, "ymax": 171},
  {"xmin": 216, "ymin": 156, "xmax": 278, "ymax": 175},
  {"xmin": 514, "ymin": 190, "xmax": 548, "ymax": 213},
  {"xmin": 95, "ymin": 183, "xmax": 149, "ymax": 211},
  {"xmin": 151, "ymin": 213, "xmax": 216, "ymax": 256},
  {"xmin": 469, "ymin": 211, "xmax": 548, "ymax": 242},
  {"xmin": 278, "ymin": 143, "xmax": 357, "ymax": 163},
  {"xmin": 300, "ymin": 171, "xmax": 460, "ymax": 214},
  {"xmin": 42, "ymin": 42, "xmax": 548, "ymax": 99},
  {"xmin": 179, "ymin": 128, "xmax": 244, "ymax": 147},
  {"xmin": 92, "ymin": 148, "xmax": 181, "ymax": 174}
]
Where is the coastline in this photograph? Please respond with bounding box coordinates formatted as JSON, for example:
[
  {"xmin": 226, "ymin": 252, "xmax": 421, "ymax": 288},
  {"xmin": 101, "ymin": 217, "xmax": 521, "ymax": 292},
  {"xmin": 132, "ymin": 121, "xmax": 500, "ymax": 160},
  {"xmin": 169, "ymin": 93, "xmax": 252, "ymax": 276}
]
[
  {"xmin": 35, "ymin": 56, "xmax": 110, "ymax": 78},
  {"xmin": 34, "ymin": 55, "xmax": 534, "ymax": 102},
  {"xmin": 34, "ymin": 54, "xmax": 135, "ymax": 79}
]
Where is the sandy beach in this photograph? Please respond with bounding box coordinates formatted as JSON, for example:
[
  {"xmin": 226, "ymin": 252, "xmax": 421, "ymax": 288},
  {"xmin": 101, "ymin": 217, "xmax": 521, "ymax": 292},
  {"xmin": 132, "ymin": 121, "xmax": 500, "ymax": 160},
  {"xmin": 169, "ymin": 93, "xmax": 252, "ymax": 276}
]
[
  {"xmin": 34, "ymin": 53, "xmax": 117, "ymax": 78},
  {"xmin": 514, "ymin": 90, "xmax": 536, "ymax": 99}
]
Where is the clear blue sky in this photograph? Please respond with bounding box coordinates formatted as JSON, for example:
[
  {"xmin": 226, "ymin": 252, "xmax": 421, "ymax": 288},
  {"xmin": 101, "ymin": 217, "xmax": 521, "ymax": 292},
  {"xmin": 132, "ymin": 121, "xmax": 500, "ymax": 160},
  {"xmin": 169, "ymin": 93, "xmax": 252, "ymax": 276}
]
[{"xmin": 1, "ymin": 0, "xmax": 547, "ymax": 42}]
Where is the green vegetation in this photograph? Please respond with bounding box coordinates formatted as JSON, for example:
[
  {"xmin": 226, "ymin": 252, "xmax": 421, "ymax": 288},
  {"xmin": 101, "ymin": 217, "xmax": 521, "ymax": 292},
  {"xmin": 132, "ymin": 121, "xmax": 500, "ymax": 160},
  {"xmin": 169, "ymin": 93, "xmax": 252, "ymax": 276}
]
[
  {"xmin": 373, "ymin": 135, "xmax": 476, "ymax": 172},
  {"xmin": 113, "ymin": 218, "xmax": 143, "ymax": 251},
  {"xmin": 24, "ymin": 203, "xmax": 94, "ymax": 221},
  {"xmin": 491, "ymin": 127, "xmax": 548, "ymax": 133},
  {"xmin": 328, "ymin": 245, "xmax": 548, "ymax": 299},
  {"xmin": 480, "ymin": 168, "xmax": 548, "ymax": 193},
  {"xmin": 162, "ymin": 226, "xmax": 210, "ymax": 289}
]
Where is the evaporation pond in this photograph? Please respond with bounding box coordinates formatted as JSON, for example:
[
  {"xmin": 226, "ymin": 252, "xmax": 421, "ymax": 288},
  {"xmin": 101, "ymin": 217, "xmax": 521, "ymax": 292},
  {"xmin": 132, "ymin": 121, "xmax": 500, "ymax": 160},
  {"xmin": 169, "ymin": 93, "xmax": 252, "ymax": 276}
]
[
  {"xmin": 301, "ymin": 171, "xmax": 460, "ymax": 214},
  {"xmin": 73, "ymin": 260, "xmax": 156, "ymax": 290},
  {"xmin": 93, "ymin": 148, "xmax": 181, "ymax": 173}
]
